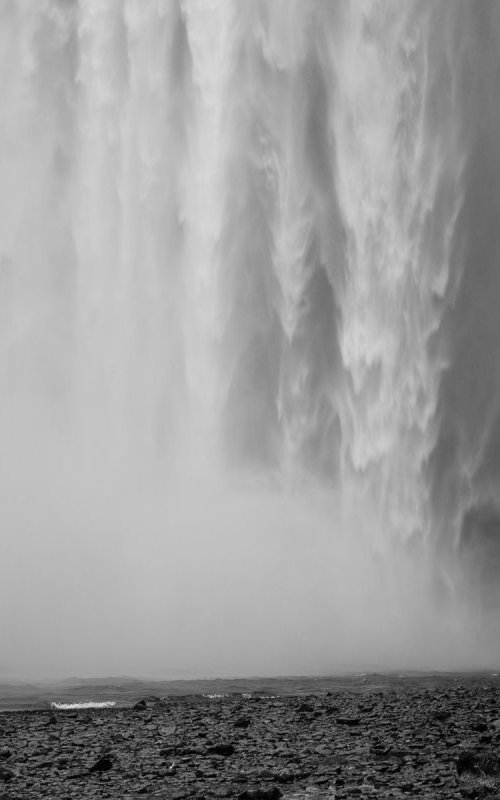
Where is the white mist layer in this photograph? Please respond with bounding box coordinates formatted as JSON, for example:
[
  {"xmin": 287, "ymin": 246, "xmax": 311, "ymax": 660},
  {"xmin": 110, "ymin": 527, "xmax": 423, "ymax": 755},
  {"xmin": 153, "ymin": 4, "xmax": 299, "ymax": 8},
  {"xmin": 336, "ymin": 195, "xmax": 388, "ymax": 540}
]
[
  {"xmin": 0, "ymin": 435, "xmax": 494, "ymax": 679},
  {"xmin": 1, "ymin": 1, "xmax": 500, "ymax": 678}
]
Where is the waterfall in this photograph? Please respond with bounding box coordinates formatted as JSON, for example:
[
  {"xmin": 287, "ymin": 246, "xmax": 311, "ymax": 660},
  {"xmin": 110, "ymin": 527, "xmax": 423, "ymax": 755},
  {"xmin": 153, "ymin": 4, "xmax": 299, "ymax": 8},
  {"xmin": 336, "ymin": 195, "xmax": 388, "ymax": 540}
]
[{"xmin": 1, "ymin": 0, "xmax": 500, "ymax": 678}]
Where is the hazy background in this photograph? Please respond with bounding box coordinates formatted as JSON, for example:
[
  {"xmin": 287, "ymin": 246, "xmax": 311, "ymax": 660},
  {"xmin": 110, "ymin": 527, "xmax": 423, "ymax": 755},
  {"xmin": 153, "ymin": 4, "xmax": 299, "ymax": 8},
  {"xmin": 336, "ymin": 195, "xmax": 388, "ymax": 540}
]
[{"xmin": 1, "ymin": 0, "xmax": 500, "ymax": 679}]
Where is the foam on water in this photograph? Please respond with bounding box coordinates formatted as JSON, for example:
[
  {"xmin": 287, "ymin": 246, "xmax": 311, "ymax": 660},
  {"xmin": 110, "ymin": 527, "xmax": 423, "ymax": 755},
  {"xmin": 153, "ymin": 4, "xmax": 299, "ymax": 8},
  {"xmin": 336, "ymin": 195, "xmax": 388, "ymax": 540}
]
[{"xmin": 51, "ymin": 701, "xmax": 116, "ymax": 710}]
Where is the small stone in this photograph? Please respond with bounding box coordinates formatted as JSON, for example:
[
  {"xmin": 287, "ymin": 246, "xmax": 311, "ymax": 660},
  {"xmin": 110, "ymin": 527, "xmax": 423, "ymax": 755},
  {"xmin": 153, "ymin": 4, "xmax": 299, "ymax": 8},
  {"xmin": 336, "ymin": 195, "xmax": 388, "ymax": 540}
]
[
  {"xmin": 371, "ymin": 744, "xmax": 391, "ymax": 758},
  {"xmin": 431, "ymin": 710, "xmax": 451, "ymax": 723},
  {"xmin": 89, "ymin": 754, "xmax": 113, "ymax": 774},
  {"xmin": 234, "ymin": 716, "xmax": 251, "ymax": 729},
  {"xmin": 336, "ymin": 716, "xmax": 360, "ymax": 726},
  {"xmin": 208, "ymin": 743, "xmax": 235, "ymax": 756},
  {"xmin": 457, "ymin": 751, "xmax": 478, "ymax": 775},
  {"xmin": 214, "ymin": 786, "xmax": 234, "ymax": 798},
  {"xmin": 67, "ymin": 770, "xmax": 85, "ymax": 780},
  {"xmin": 0, "ymin": 766, "xmax": 14, "ymax": 783},
  {"xmin": 159, "ymin": 724, "xmax": 177, "ymax": 737},
  {"xmin": 238, "ymin": 789, "xmax": 282, "ymax": 800},
  {"xmin": 275, "ymin": 769, "xmax": 295, "ymax": 783},
  {"xmin": 313, "ymin": 775, "xmax": 331, "ymax": 786}
]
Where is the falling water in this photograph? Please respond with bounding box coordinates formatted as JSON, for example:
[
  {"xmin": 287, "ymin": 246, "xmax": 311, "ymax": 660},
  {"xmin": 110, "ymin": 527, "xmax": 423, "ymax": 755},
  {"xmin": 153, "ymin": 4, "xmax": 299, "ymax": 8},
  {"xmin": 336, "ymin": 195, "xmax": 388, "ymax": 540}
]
[{"xmin": 1, "ymin": 0, "xmax": 500, "ymax": 678}]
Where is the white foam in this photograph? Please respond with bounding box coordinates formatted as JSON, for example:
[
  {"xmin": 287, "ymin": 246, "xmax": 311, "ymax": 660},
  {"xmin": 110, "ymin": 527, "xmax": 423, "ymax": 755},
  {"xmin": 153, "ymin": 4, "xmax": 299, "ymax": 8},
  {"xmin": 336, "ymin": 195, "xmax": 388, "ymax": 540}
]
[{"xmin": 51, "ymin": 701, "xmax": 116, "ymax": 710}]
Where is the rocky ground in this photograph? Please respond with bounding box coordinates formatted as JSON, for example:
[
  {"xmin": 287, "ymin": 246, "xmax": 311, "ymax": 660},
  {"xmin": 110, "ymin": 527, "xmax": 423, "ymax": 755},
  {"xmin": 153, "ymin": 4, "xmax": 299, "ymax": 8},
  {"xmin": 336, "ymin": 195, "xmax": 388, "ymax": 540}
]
[{"xmin": 1, "ymin": 678, "xmax": 500, "ymax": 799}]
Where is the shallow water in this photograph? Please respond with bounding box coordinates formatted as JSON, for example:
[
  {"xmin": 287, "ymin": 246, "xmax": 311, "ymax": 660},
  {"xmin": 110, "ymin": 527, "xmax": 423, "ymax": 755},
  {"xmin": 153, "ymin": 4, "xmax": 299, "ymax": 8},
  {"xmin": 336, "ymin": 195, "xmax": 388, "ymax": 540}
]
[{"xmin": 1, "ymin": 672, "xmax": 499, "ymax": 713}]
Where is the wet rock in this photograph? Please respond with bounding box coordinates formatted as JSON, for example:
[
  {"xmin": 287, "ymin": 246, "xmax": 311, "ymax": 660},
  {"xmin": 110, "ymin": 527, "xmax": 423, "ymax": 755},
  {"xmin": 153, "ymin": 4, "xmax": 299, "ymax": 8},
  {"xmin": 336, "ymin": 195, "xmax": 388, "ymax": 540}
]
[
  {"xmin": 432, "ymin": 710, "xmax": 451, "ymax": 723},
  {"xmin": 370, "ymin": 743, "xmax": 392, "ymax": 757},
  {"xmin": 238, "ymin": 789, "xmax": 283, "ymax": 800},
  {"xmin": 312, "ymin": 774, "xmax": 331, "ymax": 785},
  {"xmin": 89, "ymin": 753, "xmax": 113, "ymax": 773},
  {"xmin": 0, "ymin": 766, "xmax": 14, "ymax": 783},
  {"xmin": 159, "ymin": 745, "xmax": 177, "ymax": 757},
  {"xmin": 274, "ymin": 768, "xmax": 296, "ymax": 783},
  {"xmin": 336, "ymin": 716, "xmax": 360, "ymax": 726},
  {"xmin": 159, "ymin": 723, "xmax": 177, "ymax": 737},
  {"xmin": 208, "ymin": 743, "xmax": 235, "ymax": 756},
  {"xmin": 2, "ymin": 676, "xmax": 500, "ymax": 799},
  {"xmin": 234, "ymin": 716, "xmax": 251, "ymax": 729},
  {"xmin": 214, "ymin": 786, "xmax": 234, "ymax": 798},
  {"xmin": 456, "ymin": 748, "xmax": 500, "ymax": 778},
  {"xmin": 66, "ymin": 769, "xmax": 86, "ymax": 780}
]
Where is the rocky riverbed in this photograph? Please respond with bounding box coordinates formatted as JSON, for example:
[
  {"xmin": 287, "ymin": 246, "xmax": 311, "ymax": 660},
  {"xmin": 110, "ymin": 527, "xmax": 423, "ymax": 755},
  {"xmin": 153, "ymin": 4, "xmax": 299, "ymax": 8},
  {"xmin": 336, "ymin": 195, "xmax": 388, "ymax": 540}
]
[{"xmin": 1, "ymin": 676, "xmax": 500, "ymax": 799}]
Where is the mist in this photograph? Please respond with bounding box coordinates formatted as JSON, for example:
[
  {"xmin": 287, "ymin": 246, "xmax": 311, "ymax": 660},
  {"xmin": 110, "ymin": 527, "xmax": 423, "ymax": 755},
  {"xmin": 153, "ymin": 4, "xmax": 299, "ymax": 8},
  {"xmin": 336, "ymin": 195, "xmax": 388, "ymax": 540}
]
[
  {"xmin": 1, "ymin": 431, "xmax": 494, "ymax": 680},
  {"xmin": 1, "ymin": 0, "xmax": 500, "ymax": 680},
  {"xmin": 1, "ymin": 420, "xmax": 497, "ymax": 679}
]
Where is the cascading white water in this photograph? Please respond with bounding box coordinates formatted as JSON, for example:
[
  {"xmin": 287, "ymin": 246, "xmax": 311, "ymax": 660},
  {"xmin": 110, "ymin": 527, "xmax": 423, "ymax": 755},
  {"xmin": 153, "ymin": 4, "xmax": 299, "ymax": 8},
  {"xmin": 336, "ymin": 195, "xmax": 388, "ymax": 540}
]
[
  {"xmin": 332, "ymin": 3, "xmax": 465, "ymax": 548},
  {"xmin": 1, "ymin": 0, "xmax": 500, "ymax": 678}
]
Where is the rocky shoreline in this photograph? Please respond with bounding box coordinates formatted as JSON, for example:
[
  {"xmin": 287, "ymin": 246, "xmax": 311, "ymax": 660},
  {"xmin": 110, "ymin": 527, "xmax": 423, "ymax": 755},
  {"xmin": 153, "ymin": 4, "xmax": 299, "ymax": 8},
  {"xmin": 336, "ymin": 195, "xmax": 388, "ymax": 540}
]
[{"xmin": 1, "ymin": 678, "xmax": 500, "ymax": 799}]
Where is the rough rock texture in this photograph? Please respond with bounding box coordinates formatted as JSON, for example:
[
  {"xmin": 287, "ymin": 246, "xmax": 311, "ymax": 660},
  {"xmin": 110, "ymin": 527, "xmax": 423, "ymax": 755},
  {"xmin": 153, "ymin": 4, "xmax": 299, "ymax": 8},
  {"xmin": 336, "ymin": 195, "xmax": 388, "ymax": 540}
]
[{"xmin": 1, "ymin": 678, "xmax": 500, "ymax": 798}]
